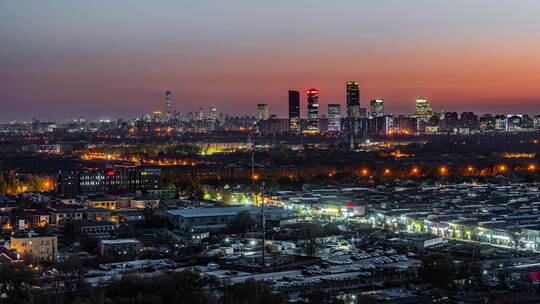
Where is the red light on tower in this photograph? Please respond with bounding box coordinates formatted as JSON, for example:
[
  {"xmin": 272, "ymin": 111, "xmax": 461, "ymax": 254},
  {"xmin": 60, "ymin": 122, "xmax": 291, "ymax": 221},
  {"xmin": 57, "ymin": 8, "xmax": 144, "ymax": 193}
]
[
  {"xmin": 106, "ymin": 171, "xmax": 116, "ymax": 177},
  {"xmin": 306, "ymin": 89, "xmax": 319, "ymax": 95}
]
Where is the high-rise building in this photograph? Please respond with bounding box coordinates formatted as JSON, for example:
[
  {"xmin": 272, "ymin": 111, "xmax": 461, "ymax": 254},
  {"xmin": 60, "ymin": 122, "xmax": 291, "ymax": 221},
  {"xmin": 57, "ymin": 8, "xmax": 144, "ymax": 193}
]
[
  {"xmin": 257, "ymin": 104, "xmax": 269, "ymax": 121},
  {"xmin": 346, "ymin": 82, "xmax": 361, "ymax": 133},
  {"xmin": 306, "ymin": 89, "xmax": 319, "ymax": 132},
  {"xmin": 327, "ymin": 104, "xmax": 341, "ymax": 132},
  {"xmin": 415, "ymin": 97, "xmax": 432, "ymax": 114},
  {"xmin": 414, "ymin": 97, "xmax": 433, "ymax": 132},
  {"xmin": 534, "ymin": 115, "xmax": 540, "ymax": 129},
  {"xmin": 195, "ymin": 108, "xmax": 204, "ymax": 121},
  {"xmin": 165, "ymin": 91, "xmax": 172, "ymax": 121},
  {"xmin": 288, "ymin": 90, "xmax": 300, "ymax": 132},
  {"xmin": 370, "ymin": 99, "xmax": 384, "ymax": 117},
  {"xmin": 209, "ymin": 105, "xmax": 217, "ymax": 121}
]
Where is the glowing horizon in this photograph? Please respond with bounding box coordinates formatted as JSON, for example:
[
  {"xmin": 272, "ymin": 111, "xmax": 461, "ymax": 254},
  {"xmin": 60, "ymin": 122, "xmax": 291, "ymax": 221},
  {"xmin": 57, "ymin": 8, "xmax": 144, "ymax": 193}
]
[{"xmin": 2, "ymin": 0, "xmax": 540, "ymax": 121}]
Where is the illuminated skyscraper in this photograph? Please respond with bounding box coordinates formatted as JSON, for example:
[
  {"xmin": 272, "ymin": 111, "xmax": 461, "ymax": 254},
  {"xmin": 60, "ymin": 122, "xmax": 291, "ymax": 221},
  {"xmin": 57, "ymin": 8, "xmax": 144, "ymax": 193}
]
[
  {"xmin": 415, "ymin": 97, "xmax": 432, "ymax": 114},
  {"xmin": 346, "ymin": 82, "xmax": 360, "ymax": 133},
  {"xmin": 209, "ymin": 105, "xmax": 217, "ymax": 121},
  {"xmin": 257, "ymin": 104, "xmax": 269, "ymax": 121},
  {"xmin": 195, "ymin": 108, "xmax": 204, "ymax": 121},
  {"xmin": 288, "ymin": 90, "xmax": 300, "ymax": 132},
  {"xmin": 327, "ymin": 104, "xmax": 341, "ymax": 132},
  {"xmin": 306, "ymin": 89, "xmax": 319, "ymax": 132},
  {"xmin": 165, "ymin": 91, "xmax": 172, "ymax": 121},
  {"xmin": 370, "ymin": 99, "xmax": 384, "ymax": 117},
  {"xmin": 414, "ymin": 97, "xmax": 433, "ymax": 132}
]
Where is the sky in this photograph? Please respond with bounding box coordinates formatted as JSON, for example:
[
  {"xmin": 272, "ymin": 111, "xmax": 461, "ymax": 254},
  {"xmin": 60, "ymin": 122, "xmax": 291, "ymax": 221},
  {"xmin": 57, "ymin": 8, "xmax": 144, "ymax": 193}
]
[{"xmin": 1, "ymin": 0, "xmax": 540, "ymax": 122}]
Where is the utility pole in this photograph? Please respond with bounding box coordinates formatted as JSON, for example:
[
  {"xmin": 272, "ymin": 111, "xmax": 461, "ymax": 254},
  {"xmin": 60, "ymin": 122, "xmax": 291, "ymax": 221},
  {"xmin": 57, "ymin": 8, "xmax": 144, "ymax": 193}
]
[
  {"xmin": 260, "ymin": 181, "xmax": 266, "ymax": 268},
  {"xmin": 251, "ymin": 151, "xmax": 255, "ymax": 179}
]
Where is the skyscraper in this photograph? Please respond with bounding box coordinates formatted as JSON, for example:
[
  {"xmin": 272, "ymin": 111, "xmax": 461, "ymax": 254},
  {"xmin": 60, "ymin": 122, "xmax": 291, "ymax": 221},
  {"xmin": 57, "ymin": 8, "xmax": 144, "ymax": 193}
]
[
  {"xmin": 288, "ymin": 90, "xmax": 300, "ymax": 133},
  {"xmin": 328, "ymin": 104, "xmax": 341, "ymax": 132},
  {"xmin": 209, "ymin": 105, "xmax": 217, "ymax": 121},
  {"xmin": 414, "ymin": 97, "xmax": 433, "ymax": 132},
  {"xmin": 257, "ymin": 104, "xmax": 269, "ymax": 121},
  {"xmin": 306, "ymin": 89, "xmax": 319, "ymax": 132},
  {"xmin": 165, "ymin": 91, "xmax": 172, "ymax": 121},
  {"xmin": 346, "ymin": 82, "xmax": 360, "ymax": 133},
  {"xmin": 370, "ymin": 99, "xmax": 384, "ymax": 117},
  {"xmin": 195, "ymin": 108, "xmax": 204, "ymax": 121}
]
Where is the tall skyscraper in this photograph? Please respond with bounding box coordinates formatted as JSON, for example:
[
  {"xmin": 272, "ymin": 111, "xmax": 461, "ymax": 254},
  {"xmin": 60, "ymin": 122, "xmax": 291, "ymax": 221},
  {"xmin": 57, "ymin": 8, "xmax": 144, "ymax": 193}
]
[
  {"xmin": 306, "ymin": 89, "xmax": 319, "ymax": 132},
  {"xmin": 209, "ymin": 105, "xmax": 217, "ymax": 121},
  {"xmin": 370, "ymin": 99, "xmax": 384, "ymax": 117},
  {"xmin": 288, "ymin": 90, "xmax": 300, "ymax": 133},
  {"xmin": 346, "ymin": 82, "xmax": 360, "ymax": 133},
  {"xmin": 165, "ymin": 91, "xmax": 172, "ymax": 121},
  {"xmin": 328, "ymin": 104, "xmax": 341, "ymax": 132},
  {"xmin": 414, "ymin": 97, "xmax": 433, "ymax": 132},
  {"xmin": 415, "ymin": 97, "xmax": 432, "ymax": 114},
  {"xmin": 195, "ymin": 108, "xmax": 204, "ymax": 121},
  {"xmin": 257, "ymin": 104, "xmax": 269, "ymax": 121}
]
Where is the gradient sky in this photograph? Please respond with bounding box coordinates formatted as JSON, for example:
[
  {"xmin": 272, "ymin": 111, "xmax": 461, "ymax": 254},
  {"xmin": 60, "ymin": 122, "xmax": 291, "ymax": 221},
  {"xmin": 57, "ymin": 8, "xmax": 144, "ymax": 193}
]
[{"xmin": 2, "ymin": 0, "xmax": 540, "ymax": 122}]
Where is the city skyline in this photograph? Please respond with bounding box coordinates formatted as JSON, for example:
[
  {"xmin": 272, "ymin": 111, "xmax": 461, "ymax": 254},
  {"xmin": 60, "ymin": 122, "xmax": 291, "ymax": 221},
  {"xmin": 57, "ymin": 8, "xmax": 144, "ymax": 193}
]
[{"xmin": 2, "ymin": 1, "xmax": 540, "ymax": 121}]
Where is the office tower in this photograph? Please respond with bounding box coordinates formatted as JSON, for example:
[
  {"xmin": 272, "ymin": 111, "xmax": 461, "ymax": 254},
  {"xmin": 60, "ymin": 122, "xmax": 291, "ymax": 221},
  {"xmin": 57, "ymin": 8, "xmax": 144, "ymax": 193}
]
[
  {"xmin": 460, "ymin": 112, "xmax": 478, "ymax": 129},
  {"xmin": 415, "ymin": 97, "xmax": 432, "ymax": 114},
  {"xmin": 165, "ymin": 91, "xmax": 172, "ymax": 121},
  {"xmin": 209, "ymin": 105, "xmax": 217, "ymax": 121},
  {"xmin": 152, "ymin": 111, "xmax": 162, "ymax": 122},
  {"xmin": 534, "ymin": 115, "xmax": 540, "ymax": 129},
  {"xmin": 346, "ymin": 81, "xmax": 360, "ymax": 133},
  {"xmin": 288, "ymin": 90, "xmax": 300, "ymax": 132},
  {"xmin": 327, "ymin": 104, "xmax": 341, "ymax": 132},
  {"xmin": 414, "ymin": 97, "xmax": 433, "ymax": 132},
  {"xmin": 195, "ymin": 108, "xmax": 204, "ymax": 121},
  {"xmin": 257, "ymin": 103, "xmax": 269, "ymax": 121},
  {"xmin": 370, "ymin": 99, "xmax": 384, "ymax": 117},
  {"xmin": 306, "ymin": 89, "xmax": 319, "ymax": 132}
]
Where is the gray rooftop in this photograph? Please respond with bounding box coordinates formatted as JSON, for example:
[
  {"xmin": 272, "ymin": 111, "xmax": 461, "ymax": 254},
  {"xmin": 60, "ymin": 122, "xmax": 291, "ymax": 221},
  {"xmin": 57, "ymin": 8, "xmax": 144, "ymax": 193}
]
[{"xmin": 166, "ymin": 205, "xmax": 292, "ymax": 218}]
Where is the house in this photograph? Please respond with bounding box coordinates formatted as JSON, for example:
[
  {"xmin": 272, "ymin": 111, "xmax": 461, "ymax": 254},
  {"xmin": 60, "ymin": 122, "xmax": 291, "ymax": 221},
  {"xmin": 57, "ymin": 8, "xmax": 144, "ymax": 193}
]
[
  {"xmin": 129, "ymin": 196, "xmax": 160, "ymax": 209},
  {"xmin": 0, "ymin": 246, "xmax": 20, "ymax": 263},
  {"xmin": 84, "ymin": 197, "xmax": 117, "ymax": 210},
  {"xmin": 72, "ymin": 220, "xmax": 118, "ymax": 238},
  {"xmin": 50, "ymin": 208, "xmax": 84, "ymax": 225}
]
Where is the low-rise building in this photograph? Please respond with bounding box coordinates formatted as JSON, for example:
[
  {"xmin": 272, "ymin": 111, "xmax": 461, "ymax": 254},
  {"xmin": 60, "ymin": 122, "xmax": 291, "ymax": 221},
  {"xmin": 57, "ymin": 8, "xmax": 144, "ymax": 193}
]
[
  {"xmin": 84, "ymin": 197, "xmax": 117, "ymax": 210},
  {"xmin": 98, "ymin": 239, "xmax": 142, "ymax": 258},
  {"xmin": 166, "ymin": 205, "xmax": 295, "ymax": 232},
  {"xmin": 10, "ymin": 233, "xmax": 57, "ymax": 261}
]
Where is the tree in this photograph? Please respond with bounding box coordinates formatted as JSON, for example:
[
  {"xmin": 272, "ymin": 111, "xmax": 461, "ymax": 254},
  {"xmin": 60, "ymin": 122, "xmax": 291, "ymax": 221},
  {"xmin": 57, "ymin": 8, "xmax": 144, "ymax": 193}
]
[
  {"xmin": 302, "ymin": 223, "xmax": 323, "ymax": 256},
  {"xmin": 54, "ymin": 255, "xmax": 88, "ymax": 302},
  {"xmin": 418, "ymin": 252, "xmax": 456, "ymax": 288},
  {"xmin": 0, "ymin": 263, "xmax": 37, "ymax": 303},
  {"xmin": 229, "ymin": 211, "xmax": 255, "ymax": 234}
]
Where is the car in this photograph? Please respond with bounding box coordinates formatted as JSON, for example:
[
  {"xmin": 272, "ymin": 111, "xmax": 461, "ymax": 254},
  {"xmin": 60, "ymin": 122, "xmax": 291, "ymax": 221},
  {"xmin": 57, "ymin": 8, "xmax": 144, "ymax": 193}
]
[
  {"xmin": 207, "ymin": 263, "xmax": 220, "ymax": 270},
  {"xmin": 293, "ymin": 275, "xmax": 304, "ymax": 281}
]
